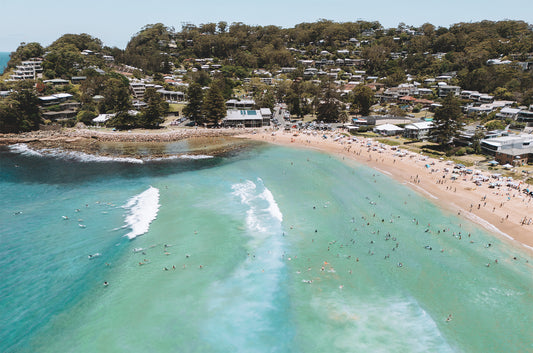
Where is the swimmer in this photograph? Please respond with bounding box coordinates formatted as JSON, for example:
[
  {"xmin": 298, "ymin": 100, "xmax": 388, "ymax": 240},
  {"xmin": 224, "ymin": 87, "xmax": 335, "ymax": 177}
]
[{"xmin": 103, "ymin": 281, "xmax": 109, "ymax": 286}]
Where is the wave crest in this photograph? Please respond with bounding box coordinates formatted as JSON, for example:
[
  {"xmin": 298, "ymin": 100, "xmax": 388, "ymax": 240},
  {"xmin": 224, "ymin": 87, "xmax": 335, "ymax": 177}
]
[
  {"xmin": 8, "ymin": 144, "xmax": 213, "ymax": 163},
  {"xmin": 122, "ymin": 186, "xmax": 160, "ymax": 239}
]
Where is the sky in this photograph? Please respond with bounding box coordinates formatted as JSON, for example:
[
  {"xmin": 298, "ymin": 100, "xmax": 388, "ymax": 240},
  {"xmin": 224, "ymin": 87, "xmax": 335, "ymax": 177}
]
[{"xmin": 0, "ymin": 0, "xmax": 531, "ymax": 52}]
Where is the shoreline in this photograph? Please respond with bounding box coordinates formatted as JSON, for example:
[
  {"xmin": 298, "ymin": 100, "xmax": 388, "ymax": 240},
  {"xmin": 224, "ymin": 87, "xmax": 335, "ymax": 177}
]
[
  {"xmin": 0, "ymin": 127, "xmax": 245, "ymax": 144},
  {"xmin": 1, "ymin": 126, "xmax": 532, "ymax": 253},
  {"xmin": 238, "ymin": 128, "xmax": 533, "ymax": 254}
]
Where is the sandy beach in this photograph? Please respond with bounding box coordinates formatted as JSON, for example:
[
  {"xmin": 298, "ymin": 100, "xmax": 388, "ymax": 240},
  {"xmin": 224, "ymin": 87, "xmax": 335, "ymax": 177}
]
[
  {"xmin": 239, "ymin": 128, "xmax": 533, "ymax": 253},
  {"xmin": 2, "ymin": 126, "xmax": 532, "ymax": 252}
]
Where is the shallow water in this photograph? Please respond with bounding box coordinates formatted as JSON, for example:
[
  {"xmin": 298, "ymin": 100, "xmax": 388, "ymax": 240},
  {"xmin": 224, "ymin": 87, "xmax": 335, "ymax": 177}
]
[{"xmin": 0, "ymin": 142, "xmax": 532, "ymax": 353}]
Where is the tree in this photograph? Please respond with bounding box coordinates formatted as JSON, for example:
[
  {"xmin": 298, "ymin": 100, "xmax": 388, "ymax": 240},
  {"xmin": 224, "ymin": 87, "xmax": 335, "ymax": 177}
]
[
  {"xmin": 351, "ymin": 85, "xmax": 374, "ymax": 116},
  {"xmin": 431, "ymin": 94, "xmax": 463, "ymax": 148},
  {"xmin": 106, "ymin": 111, "xmax": 137, "ymax": 130},
  {"xmin": 76, "ymin": 110, "xmax": 97, "ymax": 125},
  {"xmin": 316, "ymin": 80, "xmax": 343, "ymax": 123},
  {"xmin": 99, "ymin": 78, "xmax": 131, "ymax": 113},
  {"xmin": 287, "ymin": 81, "xmax": 304, "ymax": 119},
  {"xmin": 203, "ymin": 82, "xmax": 226, "ymax": 125},
  {"xmin": 139, "ymin": 87, "xmax": 167, "ymax": 128},
  {"xmin": 0, "ymin": 90, "xmax": 41, "ymax": 132},
  {"xmin": 183, "ymin": 83, "xmax": 204, "ymax": 123},
  {"xmin": 41, "ymin": 43, "xmax": 83, "ymax": 78}
]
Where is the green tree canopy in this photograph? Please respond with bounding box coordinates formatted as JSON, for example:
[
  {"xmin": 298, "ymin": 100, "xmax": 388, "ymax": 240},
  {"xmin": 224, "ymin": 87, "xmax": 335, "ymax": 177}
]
[
  {"xmin": 202, "ymin": 81, "xmax": 226, "ymax": 125},
  {"xmin": 183, "ymin": 83, "xmax": 204, "ymax": 123},
  {"xmin": 351, "ymin": 85, "xmax": 375, "ymax": 116},
  {"xmin": 138, "ymin": 87, "xmax": 168, "ymax": 128},
  {"xmin": 431, "ymin": 94, "xmax": 463, "ymax": 147},
  {"xmin": 317, "ymin": 80, "xmax": 343, "ymax": 123},
  {"xmin": 0, "ymin": 89, "xmax": 41, "ymax": 132}
]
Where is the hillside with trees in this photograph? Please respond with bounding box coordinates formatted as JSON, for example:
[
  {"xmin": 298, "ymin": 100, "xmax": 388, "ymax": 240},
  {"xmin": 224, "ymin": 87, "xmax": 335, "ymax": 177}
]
[{"xmin": 0, "ymin": 19, "xmax": 532, "ymax": 133}]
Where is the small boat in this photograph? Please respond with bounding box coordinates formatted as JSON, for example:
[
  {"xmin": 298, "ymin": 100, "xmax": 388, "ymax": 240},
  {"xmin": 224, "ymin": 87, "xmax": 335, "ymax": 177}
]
[
  {"xmin": 88, "ymin": 253, "xmax": 101, "ymax": 259},
  {"xmin": 79, "ymin": 224, "xmax": 86, "ymax": 228},
  {"xmin": 133, "ymin": 247, "xmax": 144, "ymax": 253}
]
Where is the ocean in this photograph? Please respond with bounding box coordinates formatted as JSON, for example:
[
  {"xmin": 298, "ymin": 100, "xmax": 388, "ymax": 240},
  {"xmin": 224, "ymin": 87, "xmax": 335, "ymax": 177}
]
[
  {"xmin": 0, "ymin": 52, "xmax": 10, "ymax": 74},
  {"xmin": 0, "ymin": 140, "xmax": 532, "ymax": 353}
]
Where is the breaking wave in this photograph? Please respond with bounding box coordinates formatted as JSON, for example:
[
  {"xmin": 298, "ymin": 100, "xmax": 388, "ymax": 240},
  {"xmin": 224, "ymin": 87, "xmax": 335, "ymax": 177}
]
[
  {"xmin": 122, "ymin": 186, "xmax": 160, "ymax": 239},
  {"xmin": 8, "ymin": 144, "xmax": 214, "ymax": 163},
  {"xmin": 8, "ymin": 143, "xmax": 144, "ymax": 163},
  {"xmin": 205, "ymin": 178, "xmax": 291, "ymax": 350}
]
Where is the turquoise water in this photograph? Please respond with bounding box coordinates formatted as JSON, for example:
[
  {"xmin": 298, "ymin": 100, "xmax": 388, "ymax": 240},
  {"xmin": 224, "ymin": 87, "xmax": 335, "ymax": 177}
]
[
  {"xmin": 1, "ymin": 141, "xmax": 532, "ymax": 352},
  {"xmin": 0, "ymin": 52, "xmax": 10, "ymax": 74}
]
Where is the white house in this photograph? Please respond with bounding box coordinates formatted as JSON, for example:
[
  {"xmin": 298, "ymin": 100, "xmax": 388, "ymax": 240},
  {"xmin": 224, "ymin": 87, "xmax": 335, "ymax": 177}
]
[
  {"xmin": 374, "ymin": 124, "xmax": 404, "ymax": 136},
  {"xmin": 223, "ymin": 110, "xmax": 264, "ymax": 128},
  {"xmin": 226, "ymin": 99, "xmax": 255, "ymax": 110},
  {"xmin": 403, "ymin": 121, "xmax": 434, "ymax": 139},
  {"xmin": 438, "ymin": 85, "xmax": 461, "ymax": 97}
]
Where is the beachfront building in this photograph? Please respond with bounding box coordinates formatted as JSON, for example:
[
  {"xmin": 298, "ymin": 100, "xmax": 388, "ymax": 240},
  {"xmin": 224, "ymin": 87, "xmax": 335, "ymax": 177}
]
[
  {"xmin": 373, "ymin": 123, "xmax": 404, "ymax": 136},
  {"xmin": 480, "ymin": 135, "xmax": 533, "ymax": 165},
  {"xmin": 403, "ymin": 121, "xmax": 434, "ymax": 140},
  {"xmin": 222, "ymin": 110, "xmax": 264, "ymax": 128}
]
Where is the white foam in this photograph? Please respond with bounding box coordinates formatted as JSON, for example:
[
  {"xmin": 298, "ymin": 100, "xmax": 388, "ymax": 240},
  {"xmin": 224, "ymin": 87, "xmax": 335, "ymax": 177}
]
[
  {"xmin": 8, "ymin": 143, "xmax": 43, "ymax": 157},
  {"xmin": 408, "ymin": 182, "xmax": 438, "ymax": 199},
  {"xmin": 8, "ymin": 143, "xmax": 144, "ymax": 163},
  {"xmin": 231, "ymin": 178, "xmax": 284, "ymax": 241},
  {"xmin": 122, "ymin": 186, "xmax": 160, "ymax": 239},
  {"xmin": 310, "ymin": 295, "xmax": 453, "ymax": 352},
  {"xmin": 149, "ymin": 154, "xmax": 213, "ymax": 161},
  {"xmin": 206, "ymin": 178, "xmax": 287, "ymax": 348},
  {"xmin": 453, "ymin": 203, "xmax": 514, "ymax": 241}
]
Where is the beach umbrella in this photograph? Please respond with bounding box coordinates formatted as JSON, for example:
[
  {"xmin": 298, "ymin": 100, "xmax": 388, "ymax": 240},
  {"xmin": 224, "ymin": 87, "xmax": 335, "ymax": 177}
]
[
  {"xmin": 503, "ymin": 164, "xmax": 513, "ymax": 169},
  {"xmin": 488, "ymin": 160, "xmax": 499, "ymax": 165}
]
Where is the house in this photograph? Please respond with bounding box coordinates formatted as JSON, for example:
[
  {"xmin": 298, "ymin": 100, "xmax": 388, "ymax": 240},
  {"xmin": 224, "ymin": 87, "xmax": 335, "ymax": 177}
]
[
  {"xmin": 495, "ymin": 107, "xmax": 521, "ymax": 120},
  {"xmin": 259, "ymin": 108, "xmax": 272, "ymax": 126},
  {"xmin": 374, "ymin": 124, "xmax": 404, "ymax": 136},
  {"xmin": 438, "ymin": 85, "xmax": 461, "ymax": 97},
  {"xmin": 10, "ymin": 59, "xmax": 43, "ymax": 80},
  {"xmin": 38, "ymin": 93, "xmax": 73, "ymax": 106},
  {"xmin": 43, "ymin": 78, "xmax": 69, "ymax": 86},
  {"xmin": 222, "ymin": 110, "xmax": 264, "ymax": 127},
  {"xmin": 480, "ymin": 135, "xmax": 533, "ymax": 165},
  {"xmin": 156, "ymin": 89, "xmax": 185, "ymax": 103},
  {"xmin": 226, "ymin": 99, "xmax": 255, "ymax": 110},
  {"xmin": 403, "ymin": 121, "xmax": 434, "ymax": 139},
  {"xmin": 517, "ymin": 110, "xmax": 533, "ymax": 123},
  {"xmin": 130, "ymin": 81, "xmax": 146, "ymax": 100},
  {"xmin": 417, "ymin": 88, "xmax": 434, "ymax": 96},
  {"xmin": 71, "ymin": 76, "xmax": 87, "ymax": 84}
]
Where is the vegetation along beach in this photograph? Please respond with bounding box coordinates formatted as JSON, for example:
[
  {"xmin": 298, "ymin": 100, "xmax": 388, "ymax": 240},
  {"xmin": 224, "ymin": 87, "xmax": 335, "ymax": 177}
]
[{"xmin": 1, "ymin": 13, "xmax": 533, "ymax": 353}]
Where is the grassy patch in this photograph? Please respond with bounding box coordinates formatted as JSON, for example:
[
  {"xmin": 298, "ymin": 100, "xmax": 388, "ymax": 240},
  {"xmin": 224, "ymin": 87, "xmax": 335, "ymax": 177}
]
[
  {"xmin": 376, "ymin": 138, "xmax": 402, "ymax": 146},
  {"xmin": 168, "ymin": 103, "xmax": 185, "ymax": 113}
]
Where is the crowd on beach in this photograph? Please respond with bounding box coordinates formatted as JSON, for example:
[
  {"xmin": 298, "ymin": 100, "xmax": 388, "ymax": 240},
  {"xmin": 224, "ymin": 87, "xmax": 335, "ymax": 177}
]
[
  {"xmin": 243, "ymin": 127, "xmax": 533, "ymax": 252},
  {"xmin": 2, "ymin": 125, "xmax": 531, "ymax": 251}
]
